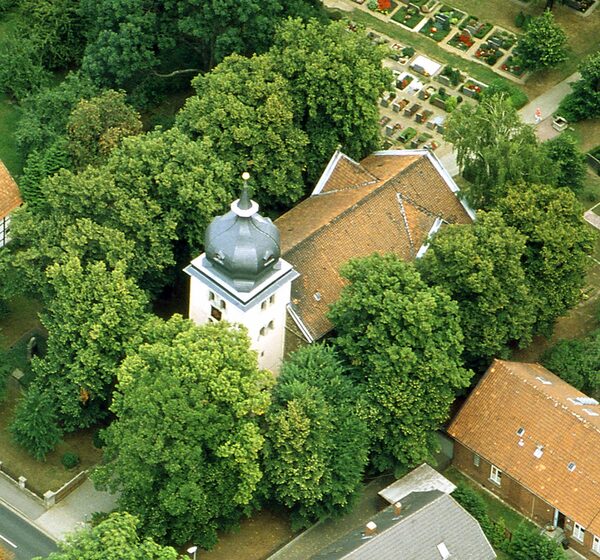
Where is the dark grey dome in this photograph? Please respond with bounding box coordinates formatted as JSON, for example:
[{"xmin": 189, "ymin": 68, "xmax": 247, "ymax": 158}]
[{"xmin": 205, "ymin": 188, "xmax": 281, "ymax": 292}]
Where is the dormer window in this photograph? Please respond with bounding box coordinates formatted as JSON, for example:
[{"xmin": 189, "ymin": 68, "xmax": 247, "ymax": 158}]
[
  {"xmin": 533, "ymin": 445, "xmax": 544, "ymax": 459},
  {"xmin": 516, "ymin": 427, "xmax": 525, "ymax": 437}
]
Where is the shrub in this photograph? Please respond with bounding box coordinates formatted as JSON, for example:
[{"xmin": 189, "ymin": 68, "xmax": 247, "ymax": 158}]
[
  {"xmin": 482, "ymin": 79, "xmax": 528, "ymax": 109},
  {"xmin": 515, "ymin": 11, "xmax": 525, "ymax": 28},
  {"xmin": 61, "ymin": 451, "xmax": 80, "ymax": 469},
  {"xmin": 402, "ymin": 46, "xmax": 415, "ymax": 57},
  {"xmin": 93, "ymin": 429, "xmax": 105, "ymax": 449},
  {"xmin": 452, "ymin": 483, "xmax": 497, "ymax": 543},
  {"xmin": 10, "ymin": 386, "xmax": 63, "ymax": 460},
  {"xmin": 509, "ymin": 525, "xmax": 567, "ymax": 560}
]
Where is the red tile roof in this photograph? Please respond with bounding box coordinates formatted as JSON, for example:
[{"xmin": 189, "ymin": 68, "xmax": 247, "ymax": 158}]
[
  {"xmin": 0, "ymin": 161, "xmax": 21, "ymax": 219},
  {"xmin": 276, "ymin": 150, "xmax": 473, "ymax": 341},
  {"xmin": 448, "ymin": 359, "xmax": 600, "ymax": 534}
]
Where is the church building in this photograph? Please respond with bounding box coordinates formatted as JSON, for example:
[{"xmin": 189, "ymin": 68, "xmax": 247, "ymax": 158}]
[{"xmin": 186, "ymin": 150, "xmax": 474, "ymax": 373}]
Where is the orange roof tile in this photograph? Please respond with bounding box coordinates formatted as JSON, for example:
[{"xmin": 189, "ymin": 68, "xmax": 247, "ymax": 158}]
[
  {"xmin": 448, "ymin": 360, "xmax": 600, "ymax": 534},
  {"xmin": 0, "ymin": 161, "xmax": 21, "ymax": 219},
  {"xmin": 276, "ymin": 150, "xmax": 473, "ymax": 341}
]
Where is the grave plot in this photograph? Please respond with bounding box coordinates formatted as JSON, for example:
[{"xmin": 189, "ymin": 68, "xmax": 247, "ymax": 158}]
[
  {"xmin": 434, "ymin": 4, "xmax": 467, "ymax": 26},
  {"xmin": 429, "ymin": 86, "xmax": 461, "ymax": 112},
  {"xmin": 458, "ymin": 16, "xmax": 493, "ymax": 39},
  {"xmin": 395, "ymin": 72, "xmax": 415, "ymax": 91},
  {"xmin": 391, "ymin": 5, "xmax": 425, "ymax": 29},
  {"xmin": 436, "ymin": 65, "xmax": 466, "ymax": 89},
  {"xmin": 419, "ymin": 11, "xmax": 454, "ymax": 41},
  {"xmin": 474, "ymin": 41, "xmax": 504, "ymax": 66},
  {"xmin": 366, "ymin": 0, "xmax": 398, "ymax": 15},
  {"xmin": 447, "ymin": 29, "xmax": 476, "ymax": 52},
  {"xmin": 398, "ymin": 126, "xmax": 418, "ymax": 143},
  {"xmin": 418, "ymin": 85, "xmax": 437, "ymax": 101},
  {"xmin": 563, "ymin": 0, "xmax": 595, "ymax": 12},
  {"xmin": 500, "ymin": 52, "xmax": 526, "ymax": 78},
  {"xmin": 388, "ymin": 44, "xmax": 415, "ymax": 64},
  {"xmin": 487, "ymin": 28, "xmax": 517, "ymax": 50},
  {"xmin": 460, "ymin": 78, "xmax": 487, "ymax": 100},
  {"xmin": 409, "ymin": 55, "xmax": 442, "ymax": 78}
]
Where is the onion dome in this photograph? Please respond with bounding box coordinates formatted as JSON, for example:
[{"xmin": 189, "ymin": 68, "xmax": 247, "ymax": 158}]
[{"xmin": 204, "ymin": 174, "xmax": 281, "ymax": 292}]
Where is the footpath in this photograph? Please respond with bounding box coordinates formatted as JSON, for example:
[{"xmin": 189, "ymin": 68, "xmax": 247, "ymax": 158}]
[{"xmin": 0, "ymin": 475, "xmax": 117, "ymax": 542}]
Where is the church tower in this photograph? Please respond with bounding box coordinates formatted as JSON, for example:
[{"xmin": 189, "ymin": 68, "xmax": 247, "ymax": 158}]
[{"xmin": 185, "ymin": 174, "xmax": 298, "ymax": 373}]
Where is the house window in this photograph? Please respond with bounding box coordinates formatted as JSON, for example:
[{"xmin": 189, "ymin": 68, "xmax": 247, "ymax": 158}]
[
  {"xmin": 220, "ymin": 299, "xmax": 226, "ymax": 310},
  {"xmin": 268, "ymin": 320, "xmax": 274, "ymax": 330},
  {"xmin": 209, "ymin": 291, "xmax": 215, "ymax": 301},
  {"xmin": 490, "ymin": 465, "xmax": 502, "ymax": 486},
  {"xmin": 210, "ymin": 306, "xmax": 222, "ymax": 321},
  {"xmin": 592, "ymin": 535, "xmax": 600, "ymax": 554},
  {"xmin": 261, "ymin": 301, "xmax": 267, "ymax": 310},
  {"xmin": 269, "ymin": 294, "xmax": 275, "ymax": 305},
  {"xmin": 259, "ymin": 327, "xmax": 266, "ymax": 337},
  {"xmin": 473, "ymin": 454, "xmax": 480, "ymax": 467},
  {"xmin": 573, "ymin": 522, "xmax": 585, "ymax": 543},
  {"xmin": 0, "ymin": 216, "xmax": 10, "ymax": 248}
]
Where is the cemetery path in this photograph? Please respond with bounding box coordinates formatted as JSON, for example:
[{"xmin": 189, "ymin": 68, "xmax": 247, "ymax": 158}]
[{"xmin": 518, "ymin": 71, "xmax": 581, "ymax": 127}]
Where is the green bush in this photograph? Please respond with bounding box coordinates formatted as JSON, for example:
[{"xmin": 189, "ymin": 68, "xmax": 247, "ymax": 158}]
[
  {"xmin": 509, "ymin": 525, "xmax": 567, "ymax": 560},
  {"xmin": 482, "ymin": 79, "xmax": 528, "ymax": 109},
  {"xmin": 61, "ymin": 451, "xmax": 80, "ymax": 469},
  {"xmin": 93, "ymin": 428, "xmax": 105, "ymax": 449}
]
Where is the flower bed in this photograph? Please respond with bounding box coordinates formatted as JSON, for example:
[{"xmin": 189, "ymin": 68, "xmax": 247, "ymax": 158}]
[
  {"xmin": 458, "ymin": 16, "xmax": 493, "ymax": 39},
  {"xmin": 367, "ymin": 0, "xmax": 398, "ymax": 14},
  {"xmin": 391, "ymin": 5, "xmax": 425, "ymax": 28},
  {"xmin": 447, "ymin": 31, "xmax": 475, "ymax": 52},
  {"xmin": 474, "ymin": 42, "xmax": 504, "ymax": 66},
  {"xmin": 419, "ymin": 18, "xmax": 452, "ymax": 41},
  {"xmin": 438, "ymin": 65, "xmax": 465, "ymax": 87},
  {"xmin": 500, "ymin": 54, "xmax": 526, "ymax": 77},
  {"xmin": 398, "ymin": 127, "xmax": 417, "ymax": 143}
]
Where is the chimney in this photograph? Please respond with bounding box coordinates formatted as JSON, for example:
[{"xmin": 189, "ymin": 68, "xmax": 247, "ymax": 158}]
[
  {"xmin": 364, "ymin": 521, "xmax": 377, "ymax": 537},
  {"xmin": 394, "ymin": 501, "xmax": 402, "ymax": 516}
]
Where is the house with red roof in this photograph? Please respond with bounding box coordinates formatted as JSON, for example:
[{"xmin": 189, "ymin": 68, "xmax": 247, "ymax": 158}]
[{"xmin": 448, "ymin": 359, "xmax": 600, "ymax": 558}]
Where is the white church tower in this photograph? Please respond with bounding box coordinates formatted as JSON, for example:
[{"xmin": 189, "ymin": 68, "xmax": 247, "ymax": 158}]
[{"xmin": 185, "ymin": 174, "xmax": 298, "ymax": 373}]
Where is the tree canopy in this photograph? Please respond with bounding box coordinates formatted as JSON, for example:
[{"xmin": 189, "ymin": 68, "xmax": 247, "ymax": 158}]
[
  {"xmin": 93, "ymin": 316, "xmax": 272, "ymax": 547},
  {"xmin": 558, "ymin": 50, "xmax": 600, "ymax": 121},
  {"xmin": 445, "ymin": 94, "xmax": 553, "ymax": 209},
  {"xmin": 417, "ymin": 211, "xmax": 536, "ymax": 368},
  {"xmin": 498, "ymin": 183, "xmax": 595, "ymax": 335},
  {"xmin": 516, "ymin": 11, "xmax": 568, "ymax": 71},
  {"xmin": 541, "ymin": 133, "xmax": 587, "ymax": 193},
  {"xmin": 34, "ymin": 512, "xmax": 178, "ymax": 560},
  {"xmin": 262, "ymin": 344, "xmax": 369, "ymax": 528},
  {"xmin": 329, "ymin": 254, "xmax": 472, "ymax": 472},
  {"xmin": 176, "ymin": 53, "xmax": 308, "ymax": 209},
  {"xmin": 269, "ymin": 19, "xmax": 392, "ymax": 182},
  {"xmin": 24, "ymin": 257, "xmax": 149, "ymax": 433}
]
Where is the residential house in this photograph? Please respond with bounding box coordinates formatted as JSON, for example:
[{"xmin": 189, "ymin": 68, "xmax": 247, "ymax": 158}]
[
  {"xmin": 310, "ymin": 489, "xmax": 496, "ymax": 559},
  {"xmin": 0, "ymin": 161, "xmax": 22, "ymax": 248},
  {"xmin": 448, "ymin": 359, "xmax": 600, "ymax": 558}
]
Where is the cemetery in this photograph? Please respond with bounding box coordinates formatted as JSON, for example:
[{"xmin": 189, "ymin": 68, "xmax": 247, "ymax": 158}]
[
  {"xmin": 447, "ymin": 29, "xmax": 475, "ymax": 52},
  {"xmin": 501, "ymin": 54, "xmax": 526, "ymax": 77},
  {"xmin": 474, "ymin": 41, "xmax": 504, "ymax": 65}
]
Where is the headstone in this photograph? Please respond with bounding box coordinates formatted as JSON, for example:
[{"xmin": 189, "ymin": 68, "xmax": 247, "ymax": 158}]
[
  {"xmin": 380, "ymin": 98, "xmax": 390, "ymax": 108},
  {"xmin": 18, "ymin": 476, "xmax": 26, "ymax": 489},
  {"xmin": 385, "ymin": 124, "xmax": 394, "ymax": 136},
  {"xmin": 436, "ymin": 75, "xmax": 452, "ymax": 87},
  {"xmin": 488, "ymin": 36, "xmax": 502, "ymax": 49},
  {"xmin": 392, "ymin": 102, "xmax": 401, "ymax": 113},
  {"xmin": 415, "ymin": 112, "xmax": 424, "ymax": 124},
  {"xmin": 435, "ymin": 13, "xmax": 449, "ymax": 26},
  {"xmin": 465, "ymin": 25, "xmax": 478, "ymax": 36}
]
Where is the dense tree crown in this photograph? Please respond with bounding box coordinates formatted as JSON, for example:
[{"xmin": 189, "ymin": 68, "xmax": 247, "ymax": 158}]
[
  {"xmin": 93, "ymin": 316, "xmax": 272, "ymax": 547},
  {"xmin": 558, "ymin": 50, "xmax": 600, "ymax": 121},
  {"xmin": 445, "ymin": 94, "xmax": 553, "ymax": 209},
  {"xmin": 517, "ymin": 10, "xmax": 568, "ymax": 71},
  {"xmin": 263, "ymin": 344, "xmax": 369, "ymax": 528},
  {"xmin": 26, "ymin": 258, "xmax": 149, "ymax": 432},
  {"xmin": 34, "ymin": 512, "xmax": 178, "ymax": 560},
  {"xmin": 498, "ymin": 183, "xmax": 595, "ymax": 335},
  {"xmin": 417, "ymin": 211, "xmax": 536, "ymax": 368},
  {"xmin": 177, "ymin": 53, "xmax": 309, "ymax": 209},
  {"xmin": 541, "ymin": 133, "xmax": 587, "ymax": 193},
  {"xmin": 329, "ymin": 254, "xmax": 472, "ymax": 472}
]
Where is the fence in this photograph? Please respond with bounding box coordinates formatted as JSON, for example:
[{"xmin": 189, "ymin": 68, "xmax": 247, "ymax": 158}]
[{"xmin": 0, "ymin": 460, "xmax": 88, "ymax": 509}]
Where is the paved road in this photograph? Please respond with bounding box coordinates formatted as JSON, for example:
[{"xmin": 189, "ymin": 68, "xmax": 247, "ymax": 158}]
[{"xmin": 0, "ymin": 504, "xmax": 57, "ymax": 560}]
